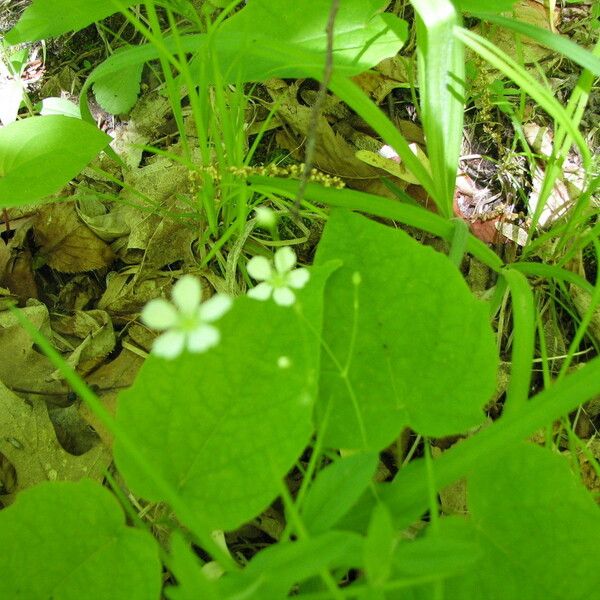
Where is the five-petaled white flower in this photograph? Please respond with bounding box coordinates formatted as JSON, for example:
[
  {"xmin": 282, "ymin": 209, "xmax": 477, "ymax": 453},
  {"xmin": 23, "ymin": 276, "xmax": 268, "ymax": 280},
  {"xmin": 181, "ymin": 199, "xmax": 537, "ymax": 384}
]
[
  {"xmin": 246, "ymin": 247, "xmax": 310, "ymax": 306},
  {"xmin": 141, "ymin": 275, "xmax": 232, "ymax": 359}
]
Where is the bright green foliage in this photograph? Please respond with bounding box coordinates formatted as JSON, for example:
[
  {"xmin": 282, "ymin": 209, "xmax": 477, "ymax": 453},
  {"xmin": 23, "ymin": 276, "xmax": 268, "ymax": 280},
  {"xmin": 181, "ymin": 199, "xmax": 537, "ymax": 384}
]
[
  {"xmin": 300, "ymin": 451, "xmax": 378, "ymax": 534},
  {"xmin": 213, "ymin": 0, "xmax": 407, "ymax": 81},
  {"xmin": 0, "ymin": 480, "xmax": 161, "ymax": 600},
  {"xmin": 452, "ymin": 0, "xmax": 516, "ymax": 11},
  {"xmin": 115, "ymin": 265, "xmax": 335, "ymax": 531},
  {"xmin": 314, "ymin": 210, "xmax": 497, "ymax": 450},
  {"xmin": 221, "ymin": 531, "xmax": 364, "ymax": 598},
  {"xmin": 412, "ymin": 0, "xmax": 464, "ymax": 216},
  {"xmin": 165, "ymin": 533, "xmax": 220, "ymax": 600},
  {"xmin": 0, "ymin": 115, "xmax": 109, "ymax": 208},
  {"xmin": 414, "ymin": 444, "xmax": 600, "ymax": 599},
  {"xmin": 85, "ymin": 0, "xmax": 407, "ymax": 95},
  {"xmin": 364, "ymin": 503, "xmax": 396, "ymax": 588},
  {"xmin": 93, "ymin": 58, "xmax": 143, "ymax": 115},
  {"xmin": 6, "ymin": 0, "xmax": 139, "ymax": 43}
]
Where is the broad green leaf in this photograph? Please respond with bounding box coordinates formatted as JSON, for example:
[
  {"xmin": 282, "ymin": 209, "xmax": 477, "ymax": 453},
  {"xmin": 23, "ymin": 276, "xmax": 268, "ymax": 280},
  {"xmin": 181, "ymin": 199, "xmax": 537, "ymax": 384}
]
[
  {"xmin": 0, "ymin": 116, "xmax": 110, "ymax": 208},
  {"xmin": 300, "ymin": 452, "xmax": 379, "ymax": 534},
  {"xmin": 221, "ymin": 531, "xmax": 364, "ymax": 598},
  {"xmin": 6, "ymin": 0, "xmax": 139, "ymax": 44},
  {"xmin": 314, "ymin": 210, "xmax": 497, "ymax": 450},
  {"xmin": 84, "ymin": 0, "xmax": 407, "ymax": 97},
  {"xmin": 115, "ymin": 265, "xmax": 335, "ymax": 531},
  {"xmin": 383, "ymin": 356, "xmax": 600, "ymax": 530},
  {"xmin": 429, "ymin": 444, "xmax": 600, "ymax": 599},
  {"xmin": 93, "ymin": 59, "xmax": 144, "ymax": 115},
  {"xmin": 214, "ymin": 0, "xmax": 407, "ymax": 81},
  {"xmin": 0, "ymin": 480, "xmax": 161, "ymax": 599}
]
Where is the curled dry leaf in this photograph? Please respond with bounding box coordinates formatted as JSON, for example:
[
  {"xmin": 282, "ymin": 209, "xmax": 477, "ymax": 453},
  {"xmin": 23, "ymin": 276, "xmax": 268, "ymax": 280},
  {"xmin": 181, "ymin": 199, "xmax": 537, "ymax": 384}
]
[{"xmin": 34, "ymin": 202, "xmax": 115, "ymax": 273}]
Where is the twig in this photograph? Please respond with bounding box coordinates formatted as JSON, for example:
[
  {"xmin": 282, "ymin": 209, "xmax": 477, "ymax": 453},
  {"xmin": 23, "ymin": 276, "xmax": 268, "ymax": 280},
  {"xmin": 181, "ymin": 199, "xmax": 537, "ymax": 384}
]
[{"xmin": 294, "ymin": 0, "xmax": 340, "ymax": 216}]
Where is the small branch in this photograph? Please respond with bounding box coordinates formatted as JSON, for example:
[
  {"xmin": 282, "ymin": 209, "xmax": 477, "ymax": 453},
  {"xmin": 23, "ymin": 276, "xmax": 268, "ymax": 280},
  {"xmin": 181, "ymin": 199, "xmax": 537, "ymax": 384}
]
[{"xmin": 294, "ymin": 0, "xmax": 340, "ymax": 215}]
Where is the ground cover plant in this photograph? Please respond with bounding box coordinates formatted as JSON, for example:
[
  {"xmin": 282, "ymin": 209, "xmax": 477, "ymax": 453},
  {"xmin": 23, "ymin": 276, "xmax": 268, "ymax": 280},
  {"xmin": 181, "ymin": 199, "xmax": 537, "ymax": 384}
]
[{"xmin": 0, "ymin": 0, "xmax": 599, "ymax": 597}]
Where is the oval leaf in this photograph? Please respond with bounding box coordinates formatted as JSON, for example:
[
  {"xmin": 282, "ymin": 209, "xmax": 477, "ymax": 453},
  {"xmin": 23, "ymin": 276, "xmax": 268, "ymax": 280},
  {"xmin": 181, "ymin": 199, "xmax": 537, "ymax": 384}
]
[
  {"xmin": 0, "ymin": 116, "xmax": 110, "ymax": 208},
  {"xmin": 6, "ymin": 0, "xmax": 139, "ymax": 44}
]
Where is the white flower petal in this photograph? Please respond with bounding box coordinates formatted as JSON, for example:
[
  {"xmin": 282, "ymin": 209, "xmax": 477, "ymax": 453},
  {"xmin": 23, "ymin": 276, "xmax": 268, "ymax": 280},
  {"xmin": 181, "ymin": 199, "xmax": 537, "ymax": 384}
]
[
  {"xmin": 199, "ymin": 294, "xmax": 232, "ymax": 322},
  {"xmin": 141, "ymin": 299, "xmax": 178, "ymax": 330},
  {"xmin": 247, "ymin": 282, "xmax": 273, "ymax": 301},
  {"xmin": 247, "ymin": 256, "xmax": 272, "ymax": 281},
  {"xmin": 172, "ymin": 275, "xmax": 202, "ymax": 314},
  {"xmin": 152, "ymin": 330, "xmax": 186, "ymax": 359},
  {"xmin": 274, "ymin": 246, "xmax": 296, "ymax": 273},
  {"xmin": 187, "ymin": 324, "xmax": 220, "ymax": 352},
  {"xmin": 287, "ymin": 267, "xmax": 310, "ymax": 289},
  {"xmin": 273, "ymin": 286, "xmax": 296, "ymax": 306}
]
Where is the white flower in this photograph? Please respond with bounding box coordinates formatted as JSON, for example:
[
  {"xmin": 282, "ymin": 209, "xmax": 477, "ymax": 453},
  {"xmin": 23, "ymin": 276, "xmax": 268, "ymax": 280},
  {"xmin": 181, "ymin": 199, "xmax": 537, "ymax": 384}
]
[
  {"xmin": 246, "ymin": 246, "xmax": 310, "ymax": 306},
  {"xmin": 141, "ymin": 275, "xmax": 232, "ymax": 359},
  {"xmin": 254, "ymin": 206, "xmax": 277, "ymax": 229}
]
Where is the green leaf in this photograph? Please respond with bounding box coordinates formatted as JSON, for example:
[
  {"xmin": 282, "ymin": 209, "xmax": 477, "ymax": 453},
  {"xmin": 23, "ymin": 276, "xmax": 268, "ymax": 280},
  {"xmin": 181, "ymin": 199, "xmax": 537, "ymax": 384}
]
[
  {"xmin": 364, "ymin": 503, "xmax": 396, "ymax": 587},
  {"xmin": 248, "ymin": 176, "xmax": 503, "ymax": 272},
  {"xmin": 0, "ymin": 480, "xmax": 161, "ymax": 599},
  {"xmin": 384, "ymin": 355, "xmax": 600, "ymax": 530},
  {"xmin": 437, "ymin": 444, "xmax": 600, "ymax": 599},
  {"xmin": 453, "ymin": 0, "xmax": 516, "ymax": 11},
  {"xmin": 5, "ymin": 0, "xmax": 139, "ymax": 44},
  {"xmin": 221, "ymin": 531, "xmax": 364, "ymax": 598},
  {"xmin": 393, "ymin": 531, "xmax": 480, "ymax": 579},
  {"xmin": 115, "ymin": 265, "xmax": 335, "ymax": 531},
  {"xmin": 214, "ymin": 0, "xmax": 407, "ymax": 81},
  {"xmin": 314, "ymin": 210, "xmax": 497, "ymax": 450},
  {"xmin": 411, "ymin": 0, "xmax": 464, "ymax": 217},
  {"xmin": 165, "ymin": 533, "xmax": 220, "ymax": 600},
  {"xmin": 93, "ymin": 59, "xmax": 144, "ymax": 115},
  {"xmin": 0, "ymin": 115, "xmax": 110, "ymax": 208},
  {"xmin": 501, "ymin": 268, "xmax": 535, "ymax": 414},
  {"xmin": 85, "ymin": 0, "xmax": 407, "ymax": 96},
  {"xmin": 300, "ymin": 452, "xmax": 379, "ymax": 534}
]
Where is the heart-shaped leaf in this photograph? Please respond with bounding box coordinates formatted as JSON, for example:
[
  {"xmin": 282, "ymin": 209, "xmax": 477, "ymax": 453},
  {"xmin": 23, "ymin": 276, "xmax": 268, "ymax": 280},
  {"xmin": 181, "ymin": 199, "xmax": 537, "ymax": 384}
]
[
  {"xmin": 0, "ymin": 480, "xmax": 161, "ymax": 599},
  {"xmin": 115, "ymin": 265, "xmax": 335, "ymax": 531},
  {"xmin": 314, "ymin": 210, "xmax": 497, "ymax": 450}
]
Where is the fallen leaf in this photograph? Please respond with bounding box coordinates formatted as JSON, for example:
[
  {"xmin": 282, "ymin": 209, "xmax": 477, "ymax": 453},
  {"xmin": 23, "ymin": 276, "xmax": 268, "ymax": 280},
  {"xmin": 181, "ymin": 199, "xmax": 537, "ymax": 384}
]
[
  {"xmin": 50, "ymin": 309, "xmax": 116, "ymax": 375},
  {"xmin": 352, "ymin": 55, "xmax": 410, "ymax": 104},
  {"xmin": 0, "ymin": 304, "xmax": 67, "ymax": 400},
  {"xmin": 0, "ymin": 381, "xmax": 111, "ymax": 505},
  {"xmin": 79, "ymin": 347, "xmax": 144, "ymax": 446},
  {"xmin": 270, "ymin": 81, "xmax": 403, "ymax": 197},
  {"xmin": 34, "ymin": 202, "xmax": 115, "ymax": 272}
]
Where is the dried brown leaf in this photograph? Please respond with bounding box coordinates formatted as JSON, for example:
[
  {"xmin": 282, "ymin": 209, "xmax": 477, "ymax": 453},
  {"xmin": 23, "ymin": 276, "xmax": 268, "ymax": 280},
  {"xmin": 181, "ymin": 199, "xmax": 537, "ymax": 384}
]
[
  {"xmin": 0, "ymin": 381, "xmax": 111, "ymax": 505},
  {"xmin": 34, "ymin": 202, "xmax": 115, "ymax": 272}
]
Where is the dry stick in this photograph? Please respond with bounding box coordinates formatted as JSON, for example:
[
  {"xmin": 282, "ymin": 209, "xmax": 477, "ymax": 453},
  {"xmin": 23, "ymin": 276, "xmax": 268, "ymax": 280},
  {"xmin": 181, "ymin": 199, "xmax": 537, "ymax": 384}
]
[{"xmin": 294, "ymin": 0, "xmax": 340, "ymax": 216}]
